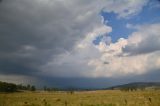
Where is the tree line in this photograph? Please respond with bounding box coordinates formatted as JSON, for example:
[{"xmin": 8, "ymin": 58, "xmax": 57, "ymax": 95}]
[{"xmin": 0, "ymin": 81, "xmax": 36, "ymax": 92}]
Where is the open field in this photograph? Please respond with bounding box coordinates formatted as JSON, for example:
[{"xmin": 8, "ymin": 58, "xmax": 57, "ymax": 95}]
[{"xmin": 0, "ymin": 90, "xmax": 160, "ymax": 106}]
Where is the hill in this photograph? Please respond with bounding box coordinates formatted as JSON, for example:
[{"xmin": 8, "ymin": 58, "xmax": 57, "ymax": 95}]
[{"xmin": 107, "ymin": 82, "xmax": 160, "ymax": 90}]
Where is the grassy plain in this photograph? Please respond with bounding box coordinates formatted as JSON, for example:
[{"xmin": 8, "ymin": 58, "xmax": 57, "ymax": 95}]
[{"xmin": 0, "ymin": 90, "xmax": 160, "ymax": 106}]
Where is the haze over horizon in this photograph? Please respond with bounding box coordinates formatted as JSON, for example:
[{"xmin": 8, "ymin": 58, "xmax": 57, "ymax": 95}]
[{"xmin": 0, "ymin": 0, "xmax": 160, "ymax": 88}]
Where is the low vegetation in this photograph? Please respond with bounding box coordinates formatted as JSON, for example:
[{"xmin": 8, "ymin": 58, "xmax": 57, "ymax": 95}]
[
  {"xmin": 0, "ymin": 90, "xmax": 160, "ymax": 106},
  {"xmin": 0, "ymin": 81, "xmax": 160, "ymax": 106}
]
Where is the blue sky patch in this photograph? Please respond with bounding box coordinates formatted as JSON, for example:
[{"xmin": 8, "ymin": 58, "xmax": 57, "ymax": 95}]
[
  {"xmin": 98, "ymin": 0, "xmax": 160, "ymax": 43},
  {"xmin": 93, "ymin": 35, "xmax": 103, "ymax": 45}
]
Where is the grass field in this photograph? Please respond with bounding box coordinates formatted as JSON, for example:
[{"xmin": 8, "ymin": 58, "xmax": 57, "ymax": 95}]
[{"xmin": 0, "ymin": 90, "xmax": 160, "ymax": 106}]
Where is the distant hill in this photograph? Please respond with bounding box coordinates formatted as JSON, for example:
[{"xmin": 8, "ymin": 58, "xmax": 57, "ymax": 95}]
[{"xmin": 107, "ymin": 82, "xmax": 160, "ymax": 90}]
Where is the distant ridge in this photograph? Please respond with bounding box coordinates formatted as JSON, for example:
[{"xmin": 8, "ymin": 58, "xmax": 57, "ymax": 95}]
[{"xmin": 107, "ymin": 82, "xmax": 160, "ymax": 90}]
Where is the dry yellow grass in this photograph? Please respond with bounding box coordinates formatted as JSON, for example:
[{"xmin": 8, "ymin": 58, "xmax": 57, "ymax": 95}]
[{"xmin": 0, "ymin": 90, "xmax": 160, "ymax": 106}]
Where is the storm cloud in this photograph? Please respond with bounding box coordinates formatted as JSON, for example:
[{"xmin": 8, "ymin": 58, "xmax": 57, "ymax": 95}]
[
  {"xmin": 0, "ymin": 0, "xmax": 159, "ymax": 88},
  {"xmin": 0, "ymin": 0, "xmax": 103, "ymax": 75}
]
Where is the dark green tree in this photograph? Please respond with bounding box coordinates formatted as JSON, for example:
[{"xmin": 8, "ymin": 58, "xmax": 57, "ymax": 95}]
[{"xmin": 31, "ymin": 85, "xmax": 36, "ymax": 91}]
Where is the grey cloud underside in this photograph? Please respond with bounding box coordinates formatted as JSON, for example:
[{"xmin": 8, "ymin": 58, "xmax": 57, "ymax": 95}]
[
  {"xmin": 122, "ymin": 35, "xmax": 160, "ymax": 55},
  {"xmin": 0, "ymin": 0, "xmax": 160, "ymax": 88},
  {"xmin": 0, "ymin": 59, "xmax": 37, "ymax": 75},
  {"xmin": 37, "ymin": 69, "xmax": 160, "ymax": 89},
  {"xmin": 0, "ymin": 0, "xmax": 100, "ymax": 75}
]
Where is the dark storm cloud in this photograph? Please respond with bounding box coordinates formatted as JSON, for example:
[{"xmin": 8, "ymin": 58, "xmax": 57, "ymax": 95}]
[
  {"xmin": 113, "ymin": 69, "xmax": 160, "ymax": 86},
  {"xmin": 0, "ymin": 59, "xmax": 37, "ymax": 75},
  {"xmin": 0, "ymin": 0, "xmax": 75, "ymax": 50},
  {"xmin": 0, "ymin": 0, "xmax": 159, "ymax": 89},
  {"xmin": 0, "ymin": 0, "xmax": 97, "ymax": 75},
  {"xmin": 0, "ymin": 0, "xmax": 62, "ymax": 75},
  {"xmin": 35, "ymin": 69, "xmax": 160, "ymax": 89},
  {"xmin": 37, "ymin": 77, "xmax": 112, "ymax": 89}
]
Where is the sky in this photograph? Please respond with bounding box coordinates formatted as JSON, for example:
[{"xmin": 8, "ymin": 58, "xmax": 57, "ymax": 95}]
[{"xmin": 0, "ymin": 0, "xmax": 160, "ymax": 89}]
